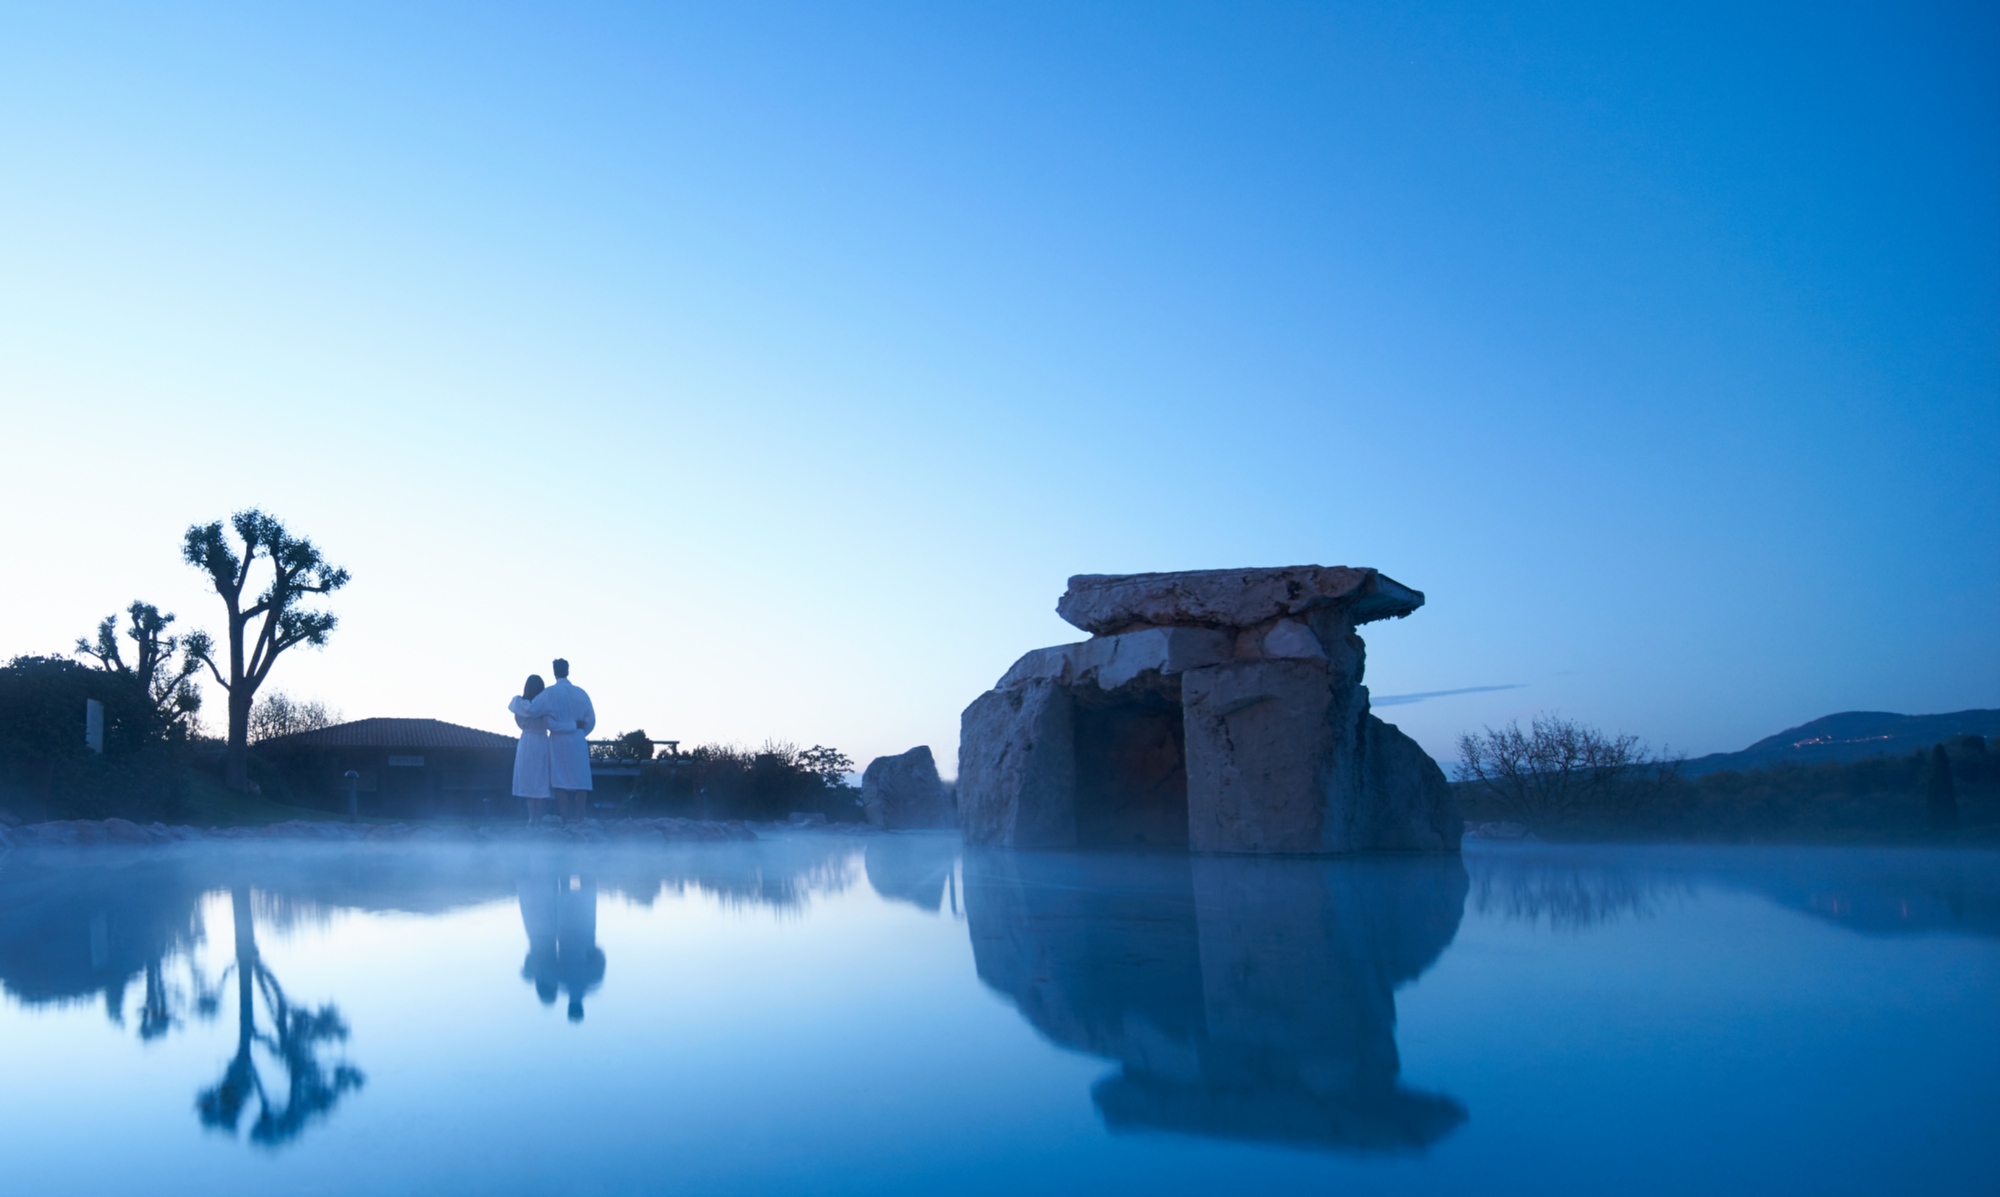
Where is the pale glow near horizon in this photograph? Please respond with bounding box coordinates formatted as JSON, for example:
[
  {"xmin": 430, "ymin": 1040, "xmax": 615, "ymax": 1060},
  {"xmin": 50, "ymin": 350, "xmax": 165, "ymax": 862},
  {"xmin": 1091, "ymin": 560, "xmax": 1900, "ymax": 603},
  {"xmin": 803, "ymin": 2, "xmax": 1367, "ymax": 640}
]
[{"xmin": 1, "ymin": 4, "xmax": 1993, "ymax": 768}]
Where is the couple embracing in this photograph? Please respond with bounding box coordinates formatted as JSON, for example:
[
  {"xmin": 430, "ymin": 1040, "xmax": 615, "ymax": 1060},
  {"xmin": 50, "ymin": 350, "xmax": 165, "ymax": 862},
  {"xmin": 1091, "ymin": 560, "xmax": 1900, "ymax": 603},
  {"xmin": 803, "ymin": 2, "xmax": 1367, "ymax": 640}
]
[{"xmin": 509, "ymin": 658, "xmax": 596, "ymax": 823}]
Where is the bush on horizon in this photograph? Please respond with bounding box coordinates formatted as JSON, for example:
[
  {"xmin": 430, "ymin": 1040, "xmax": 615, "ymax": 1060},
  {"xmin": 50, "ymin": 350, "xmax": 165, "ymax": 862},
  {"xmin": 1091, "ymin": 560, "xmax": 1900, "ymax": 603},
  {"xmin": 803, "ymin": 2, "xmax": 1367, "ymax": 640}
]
[
  {"xmin": 1456, "ymin": 721, "xmax": 2000, "ymax": 840},
  {"xmin": 0, "ymin": 656, "xmax": 188, "ymax": 822},
  {"xmin": 1455, "ymin": 716, "xmax": 1677, "ymax": 823},
  {"xmin": 248, "ymin": 692, "xmax": 341, "ymax": 742},
  {"xmin": 628, "ymin": 740, "xmax": 862, "ymax": 822}
]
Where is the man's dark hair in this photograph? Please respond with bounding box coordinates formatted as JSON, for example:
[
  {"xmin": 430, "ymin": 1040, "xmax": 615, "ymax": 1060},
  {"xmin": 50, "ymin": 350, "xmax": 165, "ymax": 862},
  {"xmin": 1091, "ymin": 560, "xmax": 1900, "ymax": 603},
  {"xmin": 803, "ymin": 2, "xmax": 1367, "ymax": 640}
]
[{"xmin": 552, "ymin": 658, "xmax": 569, "ymax": 679}]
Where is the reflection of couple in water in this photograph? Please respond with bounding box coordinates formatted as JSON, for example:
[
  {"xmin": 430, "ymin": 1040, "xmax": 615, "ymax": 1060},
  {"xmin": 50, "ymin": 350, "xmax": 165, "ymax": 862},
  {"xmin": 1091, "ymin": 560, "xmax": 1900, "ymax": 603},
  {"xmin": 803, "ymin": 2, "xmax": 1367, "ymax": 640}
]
[
  {"xmin": 518, "ymin": 873, "xmax": 606, "ymax": 1023},
  {"xmin": 509, "ymin": 657, "xmax": 597, "ymax": 824}
]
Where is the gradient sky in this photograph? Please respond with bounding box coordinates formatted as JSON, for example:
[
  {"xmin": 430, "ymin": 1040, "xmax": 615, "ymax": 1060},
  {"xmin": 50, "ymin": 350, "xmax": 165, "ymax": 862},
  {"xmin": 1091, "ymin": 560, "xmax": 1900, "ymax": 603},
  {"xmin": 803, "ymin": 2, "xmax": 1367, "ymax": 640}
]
[{"xmin": 2, "ymin": 1, "xmax": 1994, "ymax": 770}]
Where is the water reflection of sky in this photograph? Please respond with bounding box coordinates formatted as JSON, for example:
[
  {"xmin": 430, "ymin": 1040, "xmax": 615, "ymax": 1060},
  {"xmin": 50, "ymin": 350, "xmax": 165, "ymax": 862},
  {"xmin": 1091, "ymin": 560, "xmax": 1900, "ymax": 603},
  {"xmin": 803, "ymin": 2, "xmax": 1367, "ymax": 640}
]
[{"xmin": 1, "ymin": 839, "xmax": 1996, "ymax": 1195}]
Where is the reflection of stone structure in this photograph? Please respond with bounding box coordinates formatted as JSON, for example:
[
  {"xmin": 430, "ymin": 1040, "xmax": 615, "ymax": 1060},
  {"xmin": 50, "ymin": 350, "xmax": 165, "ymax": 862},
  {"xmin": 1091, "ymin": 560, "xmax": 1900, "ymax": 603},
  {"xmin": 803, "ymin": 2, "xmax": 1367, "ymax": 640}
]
[
  {"xmin": 860, "ymin": 746, "xmax": 953, "ymax": 829},
  {"xmin": 964, "ymin": 850, "xmax": 1469, "ymax": 1153},
  {"xmin": 862, "ymin": 835, "xmax": 959, "ymax": 913},
  {"xmin": 958, "ymin": 567, "xmax": 1462, "ymax": 853}
]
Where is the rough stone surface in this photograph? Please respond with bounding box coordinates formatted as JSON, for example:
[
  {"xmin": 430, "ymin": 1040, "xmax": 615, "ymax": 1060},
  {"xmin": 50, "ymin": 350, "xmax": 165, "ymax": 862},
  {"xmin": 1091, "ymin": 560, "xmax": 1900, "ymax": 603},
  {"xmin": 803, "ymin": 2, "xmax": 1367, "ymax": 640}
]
[
  {"xmin": 958, "ymin": 565, "xmax": 1460, "ymax": 855},
  {"xmin": 1057, "ymin": 566, "xmax": 1423, "ymax": 637},
  {"xmin": 1181, "ymin": 659, "xmax": 1350, "ymax": 853},
  {"xmin": 998, "ymin": 626, "xmax": 1234, "ymax": 692},
  {"xmin": 1354, "ymin": 715, "xmax": 1462, "ymax": 852},
  {"xmin": 1258, "ymin": 618, "xmax": 1327, "ymax": 661},
  {"xmin": 860, "ymin": 746, "xmax": 954, "ymax": 829},
  {"xmin": 958, "ymin": 680, "xmax": 1077, "ymax": 848}
]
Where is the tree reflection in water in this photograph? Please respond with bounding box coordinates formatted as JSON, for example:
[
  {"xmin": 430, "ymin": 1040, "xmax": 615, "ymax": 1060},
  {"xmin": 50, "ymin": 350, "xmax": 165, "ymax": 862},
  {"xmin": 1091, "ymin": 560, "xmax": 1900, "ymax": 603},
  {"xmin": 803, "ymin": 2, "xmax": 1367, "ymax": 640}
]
[
  {"xmin": 196, "ymin": 887, "xmax": 364, "ymax": 1146},
  {"xmin": 1464, "ymin": 843, "xmax": 2000, "ymax": 937},
  {"xmin": 0, "ymin": 838, "xmax": 866, "ymax": 1148},
  {"xmin": 1468, "ymin": 852, "xmax": 1692, "ymax": 930},
  {"xmin": 138, "ymin": 954, "xmax": 221, "ymax": 1041}
]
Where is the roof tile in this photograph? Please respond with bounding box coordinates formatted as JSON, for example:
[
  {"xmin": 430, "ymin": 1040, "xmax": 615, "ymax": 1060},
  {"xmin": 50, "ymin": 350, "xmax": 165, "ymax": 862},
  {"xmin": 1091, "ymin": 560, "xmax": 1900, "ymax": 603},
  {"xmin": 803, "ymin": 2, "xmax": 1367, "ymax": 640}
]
[{"xmin": 261, "ymin": 718, "xmax": 516, "ymax": 750}]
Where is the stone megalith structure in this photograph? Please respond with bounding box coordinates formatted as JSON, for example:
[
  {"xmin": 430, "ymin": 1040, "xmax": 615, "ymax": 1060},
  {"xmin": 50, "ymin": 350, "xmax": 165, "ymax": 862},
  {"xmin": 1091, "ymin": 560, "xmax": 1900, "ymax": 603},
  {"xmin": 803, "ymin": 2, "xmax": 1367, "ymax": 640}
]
[
  {"xmin": 860, "ymin": 746, "xmax": 954, "ymax": 829},
  {"xmin": 957, "ymin": 566, "xmax": 1462, "ymax": 853}
]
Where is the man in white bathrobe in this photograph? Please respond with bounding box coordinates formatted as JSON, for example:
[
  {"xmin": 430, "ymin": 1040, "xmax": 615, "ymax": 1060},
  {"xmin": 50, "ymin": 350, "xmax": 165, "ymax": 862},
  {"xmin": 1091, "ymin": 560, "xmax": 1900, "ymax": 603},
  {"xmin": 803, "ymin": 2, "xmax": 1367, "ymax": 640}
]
[{"xmin": 529, "ymin": 658, "xmax": 596, "ymax": 822}]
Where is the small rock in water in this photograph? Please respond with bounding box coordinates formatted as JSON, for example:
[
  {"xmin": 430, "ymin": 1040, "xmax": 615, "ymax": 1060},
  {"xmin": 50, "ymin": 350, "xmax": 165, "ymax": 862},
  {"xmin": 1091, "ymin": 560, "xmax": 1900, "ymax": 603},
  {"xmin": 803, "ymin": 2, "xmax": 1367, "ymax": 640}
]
[{"xmin": 860, "ymin": 747, "xmax": 952, "ymax": 830}]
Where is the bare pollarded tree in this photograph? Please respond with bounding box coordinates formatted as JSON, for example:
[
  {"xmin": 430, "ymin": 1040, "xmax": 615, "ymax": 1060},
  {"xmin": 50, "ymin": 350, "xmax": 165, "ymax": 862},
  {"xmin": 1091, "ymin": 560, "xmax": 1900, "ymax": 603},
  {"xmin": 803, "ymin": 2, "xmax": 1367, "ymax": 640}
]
[
  {"xmin": 183, "ymin": 510, "xmax": 350, "ymax": 790},
  {"xmin": 1455, "ymin": 715, "xmax": 1678, "ymax": 824},
  {"xmin": 75, "ymin": 600, "xmax": 209, "ymax": 734}
]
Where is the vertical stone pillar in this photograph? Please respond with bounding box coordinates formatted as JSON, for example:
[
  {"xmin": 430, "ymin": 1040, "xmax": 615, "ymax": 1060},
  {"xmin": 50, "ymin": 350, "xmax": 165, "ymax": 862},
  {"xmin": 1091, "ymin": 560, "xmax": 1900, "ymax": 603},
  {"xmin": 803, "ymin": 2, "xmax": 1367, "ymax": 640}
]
[
  {"xmin": 1182, "ymin": 661, "xmax": 1337, "ymax": 853},
  {"xmin": 957, "ymin": 679, "xmax": 1079, "ymax": 848}
]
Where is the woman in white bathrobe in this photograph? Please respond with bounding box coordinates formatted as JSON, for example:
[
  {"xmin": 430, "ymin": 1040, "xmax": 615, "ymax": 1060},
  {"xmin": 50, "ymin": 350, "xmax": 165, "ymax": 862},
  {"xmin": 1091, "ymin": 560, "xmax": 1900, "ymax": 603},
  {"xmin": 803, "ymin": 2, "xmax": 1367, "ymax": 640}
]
[{"xmin": 508, "ymin": 675, "xmax": 554, "ymax": 823}]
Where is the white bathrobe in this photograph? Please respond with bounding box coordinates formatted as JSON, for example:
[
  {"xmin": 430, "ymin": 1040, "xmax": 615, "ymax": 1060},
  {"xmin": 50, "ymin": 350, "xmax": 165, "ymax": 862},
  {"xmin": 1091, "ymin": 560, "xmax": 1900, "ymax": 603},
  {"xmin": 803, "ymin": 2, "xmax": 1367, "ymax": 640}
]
[
  {"xmin": 507, "ymin": 696, "xmax": 552, "ymax": 799},
  {"xmin": 529, "ymin": 678, "xmax": 597, "ymax": 791}
]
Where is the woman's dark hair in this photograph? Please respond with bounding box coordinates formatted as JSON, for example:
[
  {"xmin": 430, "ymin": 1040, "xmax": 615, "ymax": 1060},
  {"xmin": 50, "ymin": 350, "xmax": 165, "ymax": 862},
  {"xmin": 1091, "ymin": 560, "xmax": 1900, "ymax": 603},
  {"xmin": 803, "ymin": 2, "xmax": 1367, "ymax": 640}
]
[{"xmin": 523, "ymin": 674, "xmax": 546, "ymax": 700}]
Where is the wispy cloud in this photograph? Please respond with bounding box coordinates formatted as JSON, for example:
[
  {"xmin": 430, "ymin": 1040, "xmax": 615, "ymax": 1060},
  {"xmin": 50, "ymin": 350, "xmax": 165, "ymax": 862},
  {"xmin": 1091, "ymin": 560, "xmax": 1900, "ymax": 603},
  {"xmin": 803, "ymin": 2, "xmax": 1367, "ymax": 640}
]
[{"xmin": 1373, "ymin": 684, "xmax": 1525, "ymax": 706}]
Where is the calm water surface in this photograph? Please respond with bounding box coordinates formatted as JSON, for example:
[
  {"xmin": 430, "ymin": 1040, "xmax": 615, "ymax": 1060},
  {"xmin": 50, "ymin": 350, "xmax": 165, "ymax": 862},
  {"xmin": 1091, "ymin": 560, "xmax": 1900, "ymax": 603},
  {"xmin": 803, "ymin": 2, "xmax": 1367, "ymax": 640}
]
[{"xmin": 1, "ymin": 835, "xmax": 1995, "ymax": 1195}]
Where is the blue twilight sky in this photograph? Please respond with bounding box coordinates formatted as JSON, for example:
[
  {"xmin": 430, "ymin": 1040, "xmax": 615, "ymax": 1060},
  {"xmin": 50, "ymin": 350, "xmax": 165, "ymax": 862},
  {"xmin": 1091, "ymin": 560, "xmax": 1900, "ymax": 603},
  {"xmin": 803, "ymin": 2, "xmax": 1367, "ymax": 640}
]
[{"xmin": 1, "ymin": 1, "xmax": 1994, "ymax": 769}]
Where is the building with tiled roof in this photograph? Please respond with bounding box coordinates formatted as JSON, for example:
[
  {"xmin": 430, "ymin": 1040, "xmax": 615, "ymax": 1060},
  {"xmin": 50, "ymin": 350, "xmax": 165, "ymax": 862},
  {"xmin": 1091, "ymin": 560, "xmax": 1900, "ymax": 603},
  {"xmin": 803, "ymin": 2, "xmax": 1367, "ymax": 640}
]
[
  {"xmin": 263, "ymin": 717, "xmax": 517, "ymax": 752},
  {"xmin": 256, "ymin": 718, "xmax": 517, "ymax": 817}
]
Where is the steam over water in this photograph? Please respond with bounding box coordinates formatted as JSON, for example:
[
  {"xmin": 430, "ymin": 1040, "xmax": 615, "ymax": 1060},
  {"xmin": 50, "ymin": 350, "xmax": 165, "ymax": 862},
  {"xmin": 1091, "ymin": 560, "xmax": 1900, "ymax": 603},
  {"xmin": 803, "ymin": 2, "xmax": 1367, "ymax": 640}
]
[{"xmin": 1, "ymin": 837, "xmax": 1996, "ymax": 1195}]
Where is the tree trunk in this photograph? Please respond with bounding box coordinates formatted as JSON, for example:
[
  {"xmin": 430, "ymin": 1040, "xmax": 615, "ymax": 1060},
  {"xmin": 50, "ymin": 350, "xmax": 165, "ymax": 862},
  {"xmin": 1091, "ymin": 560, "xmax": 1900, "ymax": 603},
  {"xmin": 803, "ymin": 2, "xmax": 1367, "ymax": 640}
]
[
  {"xmin": 223, "ymin": 600, "xmax": 253, "ymax": 791},
  {"xmin": 226, "ymin": 688, "xmax": 254, "ymax": 791}
]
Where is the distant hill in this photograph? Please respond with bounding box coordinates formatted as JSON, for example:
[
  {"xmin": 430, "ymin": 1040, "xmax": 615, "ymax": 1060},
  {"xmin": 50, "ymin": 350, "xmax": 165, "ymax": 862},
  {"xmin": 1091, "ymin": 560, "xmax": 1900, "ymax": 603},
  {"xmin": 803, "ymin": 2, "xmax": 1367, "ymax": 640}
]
[{"xmin": 1679, "ymin": 709, "xmax": 2000, "ymax": 778}]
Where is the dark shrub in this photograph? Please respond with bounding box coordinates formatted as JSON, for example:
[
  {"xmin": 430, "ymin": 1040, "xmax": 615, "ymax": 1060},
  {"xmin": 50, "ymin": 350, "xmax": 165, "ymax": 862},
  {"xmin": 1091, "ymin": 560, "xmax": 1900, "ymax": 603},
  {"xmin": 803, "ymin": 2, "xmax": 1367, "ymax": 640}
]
[
  {"xmin": 1928, "ymin": 744, "xmax": 1960, "ymax": 830},
  {"xmin": 0, "ymin": 656, "xmax": 186, "ymax": 821},
  {"xmin": 1457, "ymin": 734, "xmax": 1999, "ymax": 840},
  {"xmin": 629, "ymin": 741, "xmax": 862, "ymax": 822}
]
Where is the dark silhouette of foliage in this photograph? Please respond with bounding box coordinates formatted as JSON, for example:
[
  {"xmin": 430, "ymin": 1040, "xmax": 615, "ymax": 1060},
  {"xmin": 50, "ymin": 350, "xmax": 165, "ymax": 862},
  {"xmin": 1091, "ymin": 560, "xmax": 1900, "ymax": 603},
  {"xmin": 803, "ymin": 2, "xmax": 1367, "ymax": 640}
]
[
  {"xmin": 1455, "ymin": 716, "xmax": 1678, "ymax": 822},
  {"xmin": 248, "ymin": 692, "xmax": 340, "ymax": 742},
  {"xmin": 629, "ymin": 740, "xmax": 861, "ymax": 821},
  {"xmin": 1457, "ymin": 733, "xmax": 1999, "ymax": 840},
  {"xmin": 591, "ymin": 729, "xmax": 659, "ymax": 762},
  {"xmin": 797, "ymin": 745, "xmax": 855, "ymax": 785},
  {"xmin": 0, "ymin": 655, "xmax": 185, "ymax": 821},
  {"xmin": 183, "ymin": 510, "xmax": 349, "ymax": 790},
  {"xmin": 75, "ymin": 601, "xmax": 208, "ymax": 734},
  {"xmin": 1927, "ymin": 744, "xmax": 1960, "ymax": 830}
]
